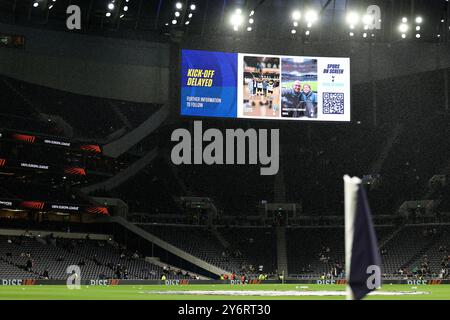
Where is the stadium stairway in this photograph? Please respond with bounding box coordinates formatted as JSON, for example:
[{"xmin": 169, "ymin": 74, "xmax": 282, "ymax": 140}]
[
  {"xmin": 102, "ymin": 103, "xmax": 169, "ymax": 158},
  {"xmin": 209, "ymin": 226, "xmax": 230, "ymax": 249},
  {"xmin": 379, "ymin": 225, "xmax": 438, "ymax": 274},
  {"xmin": 1, "ymin": 78, "xmax": 44, "ymax": 122},
  {"xmin": 0, "ymin": 257, "xmax": 37, "ymax": 279},
  {"xmin": 274, "ymin": 166, "xmax": 287, "ymax": 203},
  {"xmin": 162, "ymin": 151, "xmax": 190, "ymax": 196},
  {"xmin": 79, "ymin": 104, "xmax": 170, "ymax": 194},
  {"xmin": 81, "ymin": 147, "xmax": 159, "ymax": 193},
  {"xmin": 110, "ymin": 217, "xmax": 229, "ymax": 277},
  {"xmin": 112, "ymin": 104, "xmax": 134, "ymax": 131},
  {"xmin": 71, "ymin": 180, "xmax": 130, "ymax": 219},
  {"xmin": 420, "ymin": 158, "xmax": 450, "ymax": 201},
  {"xmin": 2, "ymin": 77, "xmax": 75, "ymax": 138},
  {"xmin": 145, "ymin": 257, "xmax": 210, "ymax": 280},
  {"xmin": 402, "ymin": 228, "xmax": 445, "ymax": 272},
  {"xmin": 369, "ymin": 123, "xmax": 404, "ymax": 174},
  {"xmin": 40, "ymin": 113, "xmax": 74, "ymax": 138},
  {"xmin": 378, "ymin": 224, "xmax": 404, "ymax": 249},
  {"xmin": 276, "ymin": 226, "xmax": 288, "ymax": 277}
]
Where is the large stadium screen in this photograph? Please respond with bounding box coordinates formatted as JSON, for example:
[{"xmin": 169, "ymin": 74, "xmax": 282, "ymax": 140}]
[{"xmin": 181, "ymin": 49, "xmax": 350, "ymax": 122}]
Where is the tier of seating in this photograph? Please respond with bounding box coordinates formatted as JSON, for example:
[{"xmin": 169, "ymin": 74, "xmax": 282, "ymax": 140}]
[
  {"xmin": 137, "ymin": 223, "xmax": 450, "ymax": 278},
  {"xmin": 370, "ymin": 114, "xmax": 450, "ymax": 216},
  {"xmin": 382, "ymin": 225, "xmax": 450, "ymax": 276},
  {"xmin": 1, "ymin": 223, "xmax": 449, "ymax": 279},
  {"xmin": 0, "ymin": 234, "xmax": 189, "ymax": 280},
  {"xmin": 0, "ymin": 75, "xmax": 160, "ymax": 140},
  {"xmin": 0, "ymin": 77, "xmax": 59, "ymax": 135},
  {"xmin": 217, "ymin": 226, "xmax": 277, "ymax": 274},
  {"xmin": 139, "ymin": 224, "xmax": 245, "ymax": 273},
  {"xmin": 0, "ymin": 176, "xmax": 88, "ymax": 204}
]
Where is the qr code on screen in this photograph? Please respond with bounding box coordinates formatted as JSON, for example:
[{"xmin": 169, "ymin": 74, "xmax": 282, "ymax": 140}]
[{"xmin": 323, "ymin": 92, "xmax": 344, "ymax": 114}]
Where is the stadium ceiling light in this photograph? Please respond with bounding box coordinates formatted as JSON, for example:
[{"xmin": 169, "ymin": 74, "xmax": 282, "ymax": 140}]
[
  {"xmin": 291, "ymin": 29, "xmax": 296, "ymax": 34},
  {"xmin": 123, "ymin": 6, "xmax": 128, "ymax": 12},
  {"xmin": 249, "ymin": 18, "xmax": 254, "ymax": 24},
  {"xmin": 33, "ymin": 2, "xmax": 39, "ymax": 7},
  {"xmin": 247, "ymin": 26, "xmax": 252, "ymax": 32},
  {"xmin": 346, "ymin": 12, "xmax": 359, "ymax": 25},
  {"xmin": 416, "ymin": 26, "xmax": 421, "ymax": 31},
  {"xmin": 175, "ymin": 11, "xmax": 180, "ymax": 17},
  {"xmin": 233, "ymin": 25, "xmax": 238, "ymax": 31},
  {"xmin": 185, "ymin": 20, "xmax": 190, "ymax": 25},
  {"xmin": 399, "ymin": 23, "xmax": 408, "ymax": 33},
  {"xmin": 305, "ymin": 10, "xmax": 318, "ymax": 24},
  {"xmin": 235, "ymin": 8, "xmax": 242, "ymax": 15},
  {"xmin": 401, "ymin": 33, "xmax": 406, "ymax": 38},
  {"xmin": 172, "ymin": 19, "xmax": 177, "ymax": 24},
  {"xmin": 364, "ymin": 25, "xmax": 369, "ymax": 30},
  {"xmin": 349, "ymin": 24, "xmax": 354, "ymax": 29},
  {"xmin": 363, "ymin": 32, "xmax": 367, "ymax": 38},
  {"xmin": 230, "ymin": 11, "xmax": 243, "ymax": 28},
  {"xmin": 292, "ymin": 10, "xmax": 301, "ymax": 21},
  {"xmin": 293, "ymin": 21, "xmax": 298, "ymax": 27},
  {"xmin": 120, "ymin": 14, "xmax": 124, "ymax": 18},
  {"xmin": 188, "ymin": 13, "xmax": 193, "ymax": 18},
  {"xmin": 402, "ymin": 17, "xmax": 408, "ymax": 23},
  {"xmin": 106, "ymin": 12, "xmax": 111, "ymax": 17},
  {"xmin": 416, "ymin": 33, "xmax": 421, "ymax": 38},
  {"xmin": 307, "ymin": 22, "xmax": 312, "ymax": 28},
  {"xmin": 441, "ymin": 19, "xmax": 445, "ymax": 23},
  {"xmin": 362, "ymin": 14, "xmax": 373, "ymax": 25},
  {"xmin": 108, "ymin": 3, "xmax": 115, "ymax": 10},
  {"xmin": 190, "ymin": 4, "xmax": 196, "ymax": 11},
  {"xmin": 305, "ymin": 30, "xmax": 310, "ymax": 36},
  {"xmin": 249, "ymin": 10, "xmax": 254, "ymax": 16},
  {"xmin": 175, "ymin": 2, "xmax": 182, "ymax": 10},
  {"xmin": 49, "ymin": 5, "xmax": 53, "ymax": 9},
  {"xmin": 415, "ymin": 16, "xmax": 422, "ymax": 24},
  {"xmin": 349, "ymin": 32, "xmax": 354, "ymax": 37}
]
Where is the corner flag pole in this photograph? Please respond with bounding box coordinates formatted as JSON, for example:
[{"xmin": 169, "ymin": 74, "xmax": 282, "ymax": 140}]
[
  {"xmin": 344, "ymin": 175, "xmax": 360, "ymax": 300},
  {"xmin": 344, "ymin": 175, "xmax": 382, "ymax": 301}
]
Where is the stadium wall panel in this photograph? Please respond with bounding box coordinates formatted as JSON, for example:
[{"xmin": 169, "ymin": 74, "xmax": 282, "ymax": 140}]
[{"xmin": 0, "ymin": 23, "xmax": 169, "ymax": 104}]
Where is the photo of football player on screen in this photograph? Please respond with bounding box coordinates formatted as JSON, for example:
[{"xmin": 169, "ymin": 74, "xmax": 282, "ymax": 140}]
[{"xmin": 242, "ymin": 56, "xmax": 281, "ymax": 118}]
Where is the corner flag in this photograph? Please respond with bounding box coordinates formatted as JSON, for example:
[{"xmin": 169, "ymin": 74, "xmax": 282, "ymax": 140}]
[{"xmin": 344, "ymin": 175, "xmax": 382, "ymax": 300}]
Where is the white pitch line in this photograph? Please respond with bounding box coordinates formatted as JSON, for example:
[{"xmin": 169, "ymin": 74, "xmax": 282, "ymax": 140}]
[{"xmin": 141, "ymin": 290, "xmax": 431, "ymax": 297}]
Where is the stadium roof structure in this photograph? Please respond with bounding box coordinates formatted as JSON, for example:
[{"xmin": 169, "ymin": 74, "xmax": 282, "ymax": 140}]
[{"xmin": 0, "ymin": 0, "xmax": 448, "ymax": 43}]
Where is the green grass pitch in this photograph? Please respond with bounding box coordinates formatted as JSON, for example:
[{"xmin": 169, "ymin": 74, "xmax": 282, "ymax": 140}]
[{"xmin": 1, "ymin": 284, "xmax": 450, "ymax": 300}]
